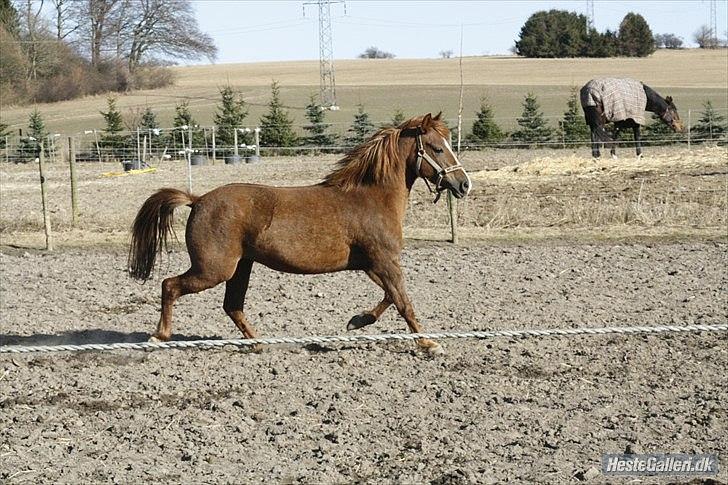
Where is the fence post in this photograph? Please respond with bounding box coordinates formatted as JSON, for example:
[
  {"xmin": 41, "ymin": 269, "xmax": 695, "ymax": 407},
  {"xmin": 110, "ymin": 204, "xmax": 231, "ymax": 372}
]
[
  {"xmin": 68, "ymin": 137, "xmax": 79, "ymax": 227},
  {"xmin": 211, "ymin": 126, "xmax": 216, "ymax": 164},
  {"xmin": 234, "ymin": 128, "xmax": 239, "ymax": 157},
  {"xmin": 187, "ymin": 126, "xmax": 193, "ymax": 192},
  {"xmin": 447, "ymin": 133, "xmax": 459, "ymax": 244},
  {"xmin": 687, "ymin": 109, "xmax": 691, "ymax": 149},
  {"xmin": 93, "ymin": 130, "xmax": 101, "ymax": 163},
  {"xmin": 38, "ymin": 141, "xmax": 53, "ymax": 250},
  {"xmin": 254, "ymin": 128, "xmax": 261, "ymax": 158},
  {"xmin": 4, "ymin": 136, "xmax": 8, "ymax": 163}
]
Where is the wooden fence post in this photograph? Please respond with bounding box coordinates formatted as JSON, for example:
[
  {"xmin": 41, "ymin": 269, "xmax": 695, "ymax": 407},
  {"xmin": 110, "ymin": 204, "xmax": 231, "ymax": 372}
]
[
  {"xmin": 211, "ymin": 126, "xmax": 216, "ymax": 164},
  {"xmin": 448, "ymin": 134, "xmax": 459, "ymax": 244},
  {"xmin": 38, "ymin": 141, "xmax": 53, "ymax": 250},
  {"xmin": 68, "ymin": 137, "xmax": 78, "ymax": 227}
]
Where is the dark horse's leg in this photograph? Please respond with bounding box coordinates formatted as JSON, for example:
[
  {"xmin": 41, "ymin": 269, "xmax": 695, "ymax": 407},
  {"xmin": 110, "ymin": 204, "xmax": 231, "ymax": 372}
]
[
  {"xmin": 370, "ymin": 256, "xmax": 443, "ymax": 354},
  {"xmin": 610, "ymin": 125, "xmax": 620, "ymax": 158},
  {"xmin": 347, "ymin": 270, "xmax": 392, "ymax": 330},
  {"xmin": 633, "ymin": 124, "xmax": 642, "ymax": 157},
  {"xmin": 223, "ymin": 258, "xmax": 259, "ymax": 340},
  {"xmin": 583, "ymin": 106, "xmax": 603, "ymax": 158}
]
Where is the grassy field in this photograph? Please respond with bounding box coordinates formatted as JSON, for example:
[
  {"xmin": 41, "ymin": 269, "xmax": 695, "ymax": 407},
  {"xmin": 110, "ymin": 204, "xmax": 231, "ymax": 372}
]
[{"xmin": 2, "ymin": 49, "xmax": 726, "ymax": 136}]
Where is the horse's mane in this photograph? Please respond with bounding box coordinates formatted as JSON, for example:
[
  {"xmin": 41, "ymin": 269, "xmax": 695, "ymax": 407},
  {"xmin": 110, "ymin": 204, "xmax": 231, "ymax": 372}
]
[{"xmin": 323, "ymin": 115, "xmax": 449, "ymax": 191}]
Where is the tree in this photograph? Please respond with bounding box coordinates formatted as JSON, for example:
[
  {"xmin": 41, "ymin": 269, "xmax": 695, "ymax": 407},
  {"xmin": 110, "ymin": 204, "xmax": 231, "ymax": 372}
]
[
  {"xmin": 380, "ymin": 107, "xmax": 406, "ymax": 129},
  {"xmin": 693, "ymin": 25, "xmax": 718, "ymax": 48},
  {"xmin": 213, "ymin": 85, "xmax": 249, "ymax": 149},
  {"xmin": 618, "ymin": 13, "xmax": 655, "ymax": 57},
  {"xmin": 466, "ymin": 96, "xmax": 504, "ymax": 146},
  {"xmin": 654, "ymin": 33, "xmax": 683, "ymax": 49},
  {"xmin": 18, "ymin": 109, "xmax": 47, "ymax": 160},
  {"xmin": 139, "ymin": 106, "xmax": 162, "ymax": 152},
  {"xmin": 560, "ymin": 86, "xmax": 590, "ymax": 144},
  {"xmin": 100, "ymin": 95, "xmax": 128, "ymax": 158},
  {"xmin": 439, "ymin": 50, "xmax": 453, "ymax": 59},
  {"xmin": 0, "ymin": 0, "xmax": 20, "ymax": 37},
  {"xmin": 515, "ymin": 10, "xmax": 589, "ymax": 58},
  {"xmin": 123, "ymin": 0, "xmax": 217, "ymax": 73},
  {"xmin": 259, "ymin": 81, "xmax": 297, "ymax": 149},
  {"xmin": 302, "ymin": 94, "xmax": 338, "ymax": 150},
  {"xmin": 172, "ymin": 100, "xmax": 204, "ymax": 148},
  {"xmin": 510, "ymin": 92, "xmax": 554, "ymax": 146},
  {"xmin": 345, "ymin": 104, "xmax": 375, "ymax": 147},
  {"xmin": 358, "ymin": 46, "xmax": 395, "ymax": 59},
  {"xmin": 691, "ymin": 101, "xmax": 727, "ymax": 142}
]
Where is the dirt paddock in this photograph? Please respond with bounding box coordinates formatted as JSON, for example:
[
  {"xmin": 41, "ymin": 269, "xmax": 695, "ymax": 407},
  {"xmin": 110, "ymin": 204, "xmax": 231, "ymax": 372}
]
[{"xmin": 1, "ymin": 146, "xmax": 726, "ymax": 483}]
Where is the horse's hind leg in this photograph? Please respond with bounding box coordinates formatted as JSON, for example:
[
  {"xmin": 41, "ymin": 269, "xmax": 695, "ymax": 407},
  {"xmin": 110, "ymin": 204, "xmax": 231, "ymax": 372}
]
[
  {"xmin": 223, "ymin": 259, "xmax": 260, "ymax": 343},
  {"xmin": 347, "ymin": 270, "xmax": 392, "ymax": 330},
  {"xmin": 152, "ymin": 269, "xmax": 224, "ymax": 342}
]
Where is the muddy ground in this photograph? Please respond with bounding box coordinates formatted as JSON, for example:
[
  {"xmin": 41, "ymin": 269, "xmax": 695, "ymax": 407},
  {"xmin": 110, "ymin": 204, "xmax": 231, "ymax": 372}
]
[{"xmin": 1, "ymin": 241, "xmax": 726, "ymax": 483}]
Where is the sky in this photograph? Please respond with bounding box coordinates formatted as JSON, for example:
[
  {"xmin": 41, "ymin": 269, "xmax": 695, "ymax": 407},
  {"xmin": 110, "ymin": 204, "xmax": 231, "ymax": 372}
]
[{"xmin": 192, "ymin": 0, "xmax": 728, "ymax": 64}]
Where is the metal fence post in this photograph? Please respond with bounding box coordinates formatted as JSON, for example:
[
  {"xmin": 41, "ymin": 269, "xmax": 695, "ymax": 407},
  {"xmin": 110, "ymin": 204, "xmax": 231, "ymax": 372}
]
[
  {"xmin": 38, "ymin": 141, "xmax": 53, "ymax": 250},
  {"xmin": 687, "ymin": 109, "xmax": 691, "ymax": 149},
  {"xmin": 187, "ymin": 126, "xmax": 193, "ymax": 192},
  {"xmin": 234, "ymin": 128, "xmax": 239, "ymax": 157},
  {"xmin": 68, "ymin": 137, "xmax": 79, "ymax": 227},
  {"xmin": 254, "ymin": 128, "xmax": 261, "ymax": 158},
  {"xmin": 211, "ymin": 126, "xmax": 216, "ymax": 164}
]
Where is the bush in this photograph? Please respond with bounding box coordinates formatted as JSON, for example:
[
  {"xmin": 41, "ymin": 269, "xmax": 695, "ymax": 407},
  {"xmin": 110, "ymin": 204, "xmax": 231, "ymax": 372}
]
[{"xmin": 358, "ymin": 46, "xmax": 395, "ymax": 59}]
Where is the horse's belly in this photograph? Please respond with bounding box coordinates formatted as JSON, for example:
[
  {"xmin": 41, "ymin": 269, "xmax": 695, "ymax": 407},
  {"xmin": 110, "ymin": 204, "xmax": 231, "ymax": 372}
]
[{"xmin": 248, "ymin": 231, "xmax": 357, "ymax": 274}]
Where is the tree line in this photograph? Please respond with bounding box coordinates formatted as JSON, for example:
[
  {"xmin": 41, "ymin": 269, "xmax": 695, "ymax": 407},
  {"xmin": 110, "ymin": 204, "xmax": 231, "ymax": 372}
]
[
  {"xmin": 515, "ymin": 9, "xmax": 727, "ymax": 58},
  {"xmin": 0, "ymin": 0, "xmax": 216, "ymax": 104},
  {"xmin": 3, "ymin": 82, "xmax": 725, "ymax": 162}
]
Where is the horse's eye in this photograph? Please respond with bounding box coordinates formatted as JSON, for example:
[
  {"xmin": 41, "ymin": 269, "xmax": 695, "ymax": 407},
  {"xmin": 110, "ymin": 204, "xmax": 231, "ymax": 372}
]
[{"xmin": 433, "ymin": 147, "xmax": 444, "ymax": 154}]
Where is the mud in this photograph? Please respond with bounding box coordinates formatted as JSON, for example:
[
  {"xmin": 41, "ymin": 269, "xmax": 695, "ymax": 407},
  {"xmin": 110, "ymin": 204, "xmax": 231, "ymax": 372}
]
[{"xmin": 1, "ymin": 242, "xmax": 726, "ymax": 483}]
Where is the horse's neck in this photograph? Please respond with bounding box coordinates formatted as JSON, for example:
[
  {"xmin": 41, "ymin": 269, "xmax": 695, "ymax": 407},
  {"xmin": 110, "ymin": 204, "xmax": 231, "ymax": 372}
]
[{"xmin": 644, "ymin": 85, "xmax": 667, "ymax": 115}]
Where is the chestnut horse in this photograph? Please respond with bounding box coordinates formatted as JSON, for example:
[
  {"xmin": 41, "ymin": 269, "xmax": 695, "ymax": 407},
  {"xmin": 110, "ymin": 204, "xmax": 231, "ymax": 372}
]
[{"xmin": 128, "ymin": 113, "xmax": 471, "ymax": 354}]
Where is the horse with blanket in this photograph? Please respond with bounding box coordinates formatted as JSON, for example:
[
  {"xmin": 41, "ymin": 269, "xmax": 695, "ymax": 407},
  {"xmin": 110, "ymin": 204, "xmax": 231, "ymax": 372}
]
[{"xmin": 580, "ymin": 77, "xmax": 684, "ymax": 158}]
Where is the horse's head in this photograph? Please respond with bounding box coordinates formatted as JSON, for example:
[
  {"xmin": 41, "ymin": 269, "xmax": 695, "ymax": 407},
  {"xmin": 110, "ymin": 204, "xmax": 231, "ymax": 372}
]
[
  {"xmin": 404, "ymin": 113, "xmax": 472, "ymax": 201},
  {"xmin": 662, "ymin": 96, "xmax": 684, "ymax": 133}
]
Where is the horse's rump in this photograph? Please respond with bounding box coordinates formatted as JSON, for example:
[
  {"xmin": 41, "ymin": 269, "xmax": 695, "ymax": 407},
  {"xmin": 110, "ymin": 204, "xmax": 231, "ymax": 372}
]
[{"xmin": 581, "ymin": 78, "xmax": 647, "ymax": 125}]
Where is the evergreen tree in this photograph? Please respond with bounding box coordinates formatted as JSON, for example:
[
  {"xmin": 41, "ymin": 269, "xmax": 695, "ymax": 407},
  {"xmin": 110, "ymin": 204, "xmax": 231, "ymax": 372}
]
[
  {"xmin": 100, "ymin": 96, "xmax": 128, "ymax": 158},
  {"xmin": 466, "ymin": 96, "xmax": 504, "ymax": 146},
  {"xmin": 618, "ymin": 12, "xmax": 656, "ymax": 57},
  {"xmin": 302, "ymin": 94, "xmax": 338, "ymax": 150},
  {"xmin": 139, "ymin": 106, "xmax": 161, "ymax": 153},
  {"xmin": 515, "ymin": 10, "xmax": 590, "ymax": 57},
  {"xmin": 643, "ymin": 113, "xmax": 684, "ymax": 144},
  {"xmin": 380, "ymin": 107, "xmax": 406, "ymax": 128},
  {"xmin": 510, "ymin": 92, "xmax": 554, "ymax": 146},
  {"xmin": 214, "ymin": 85, "xmax": 250, "ymax": 149},
  {"xmin": 173, "ymin": 100, "xmax": 204, "ymax": 150},
  {"xmin": 560, "ymin": 86, "xmax": 590, "ymax": 144},
  {"xmin": 691, "ymin": 101, "xmax": 727, "ymax": 142},
  {"xmin": 259, "ymin": 81, "xmax": 298, "ymax": 150},
  {"xmin": 18, "ymin": 109, "xmax": 48, "ymax": 160},
  {"xmin": 345, "ymin": 104, "xmax": 375, "ymax": 147},
  {"xmin": 0, "ymin": 118, "xmax": 9, "ymax": 149}
]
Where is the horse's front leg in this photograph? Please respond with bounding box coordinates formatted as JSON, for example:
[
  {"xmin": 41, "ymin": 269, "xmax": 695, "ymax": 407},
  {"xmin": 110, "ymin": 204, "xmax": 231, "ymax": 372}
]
[
  {"xmin": 590, "ymin": 129, "xmax": 601, "ymax": 158},
  {"xmin": 371, "ymin": 259, "xmax": 443, "ymax": 355},
  {"xmin": 633, "ymin": 124, "xmax": 642, "ymax": 158},
  {"xmin": 347, "ymin": 270, "xmax": 391, "ymax": 330}
]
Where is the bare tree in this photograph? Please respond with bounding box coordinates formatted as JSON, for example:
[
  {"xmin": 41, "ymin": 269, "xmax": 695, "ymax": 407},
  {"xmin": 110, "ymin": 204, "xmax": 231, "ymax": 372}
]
[
  {"xmin": 693, "ymin": 24, "xmax": 718, "ymax": 48},
  {"xmin": 76, "ymin": 0, "xmax": 123, "ymax": 66},
  {"xmin": 49, "ymin": 0, "xmax": 78, "ymax": 40},
  {"xmin": 439, "ymin": 49, "xmax": 453, "ymax": 59},
  {"xmin": 124, "ymin": 0, "xmax": 217, "ymax": 73}
]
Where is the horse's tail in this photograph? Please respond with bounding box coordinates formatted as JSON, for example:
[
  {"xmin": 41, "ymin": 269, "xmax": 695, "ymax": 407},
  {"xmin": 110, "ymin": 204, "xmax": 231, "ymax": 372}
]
[{"xmin": 128, "ymin": 188, "xmax": 199, "ymax": 281}]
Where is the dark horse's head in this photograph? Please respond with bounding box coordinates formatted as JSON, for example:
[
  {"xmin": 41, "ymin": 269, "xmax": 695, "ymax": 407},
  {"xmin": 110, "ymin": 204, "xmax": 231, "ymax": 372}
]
[{"xmin": 661, "ymin": 96, "xmax": 684, "ymax": 133}]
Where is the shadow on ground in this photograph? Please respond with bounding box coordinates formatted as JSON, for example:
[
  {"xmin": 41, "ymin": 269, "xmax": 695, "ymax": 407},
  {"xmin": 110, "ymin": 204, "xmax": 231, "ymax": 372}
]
[{"xmin": 0, "ymin": 329, "xmax": 220, "ymax": 347}]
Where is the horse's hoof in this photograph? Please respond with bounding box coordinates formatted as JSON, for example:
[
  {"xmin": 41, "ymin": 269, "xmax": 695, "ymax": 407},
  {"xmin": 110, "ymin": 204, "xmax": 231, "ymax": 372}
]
[
  {"xmin": 426, "ymin": 343, "xmax": 445, "ymax": 356},
  {"xmin": 347, "ymin": 313, "xmax": 376, "ymax": 331},
  {"xmin": 148, "ymin": 335, "xmax": 162, "ymax": 343}
]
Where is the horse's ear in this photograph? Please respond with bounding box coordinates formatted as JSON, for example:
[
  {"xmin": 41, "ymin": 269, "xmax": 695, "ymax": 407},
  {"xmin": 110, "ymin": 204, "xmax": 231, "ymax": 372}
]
[
  {"xmin": 433, "ymin": 111, "xmax": 443, "ymax": 121},
  {"xmin": 666, "ymin": 96, "xmax": 673, "ymax": 104},
  {"xmin": 421, "ymin": 113, "xmax": 433, "ymax": 132}
]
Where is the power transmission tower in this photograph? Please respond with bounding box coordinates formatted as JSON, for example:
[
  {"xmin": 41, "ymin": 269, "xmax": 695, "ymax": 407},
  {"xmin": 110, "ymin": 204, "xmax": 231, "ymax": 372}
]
[
  {"xmin": 304, "ymin": 0, "xmax": 344, "ymax": 110},
  {"xmin": 709, "ymin": 0, "xmax": 718, "ymax": 47},
  {"xmin": 585, "ymin": 0, "xmax": 595, "ymax": 32}
]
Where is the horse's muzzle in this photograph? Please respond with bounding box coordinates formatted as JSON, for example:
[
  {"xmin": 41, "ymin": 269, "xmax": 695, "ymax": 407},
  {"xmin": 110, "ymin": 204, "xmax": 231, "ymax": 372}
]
[{"xmin": 442, "ymin": 177, "xmax": 470, "ymax": 199}]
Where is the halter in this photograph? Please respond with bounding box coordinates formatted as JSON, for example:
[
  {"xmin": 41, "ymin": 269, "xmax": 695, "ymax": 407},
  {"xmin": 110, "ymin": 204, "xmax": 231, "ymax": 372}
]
[{"xmin": 415, "ymin": 133, "xmax": 468, "ymax": 203}]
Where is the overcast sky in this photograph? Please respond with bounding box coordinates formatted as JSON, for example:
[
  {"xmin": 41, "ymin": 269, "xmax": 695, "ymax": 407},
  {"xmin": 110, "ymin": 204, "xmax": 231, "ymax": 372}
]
[{"xmin": 192, "ymin": 0, "xmax": 728, "ymax": 63}]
